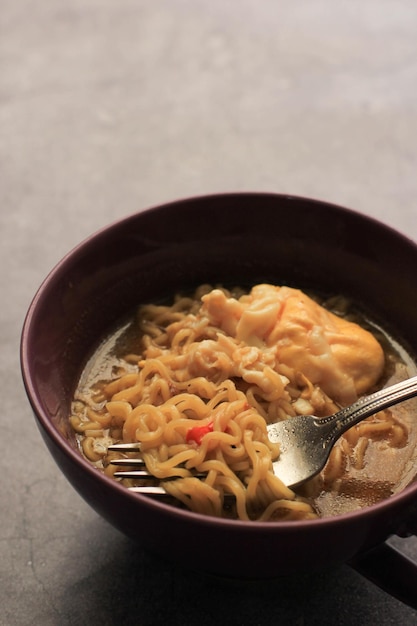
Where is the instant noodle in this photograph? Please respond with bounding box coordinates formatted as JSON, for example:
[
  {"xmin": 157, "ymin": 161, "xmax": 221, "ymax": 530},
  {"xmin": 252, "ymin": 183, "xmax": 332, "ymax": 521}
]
[{"xmin": 70, "ymin": 283, "xmax": 416, "ymax": 521}]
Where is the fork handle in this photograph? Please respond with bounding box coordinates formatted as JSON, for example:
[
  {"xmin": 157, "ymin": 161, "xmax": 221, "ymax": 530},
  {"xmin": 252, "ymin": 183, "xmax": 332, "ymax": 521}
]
[{"xmin": 318, "ymin": 375, "xmax": 417, "ymax": 445}]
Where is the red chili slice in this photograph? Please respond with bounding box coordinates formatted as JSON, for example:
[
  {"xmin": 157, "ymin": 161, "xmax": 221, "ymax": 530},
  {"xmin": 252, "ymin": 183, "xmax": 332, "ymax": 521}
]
[{"xmin": 186, "ymin": 422, "xmax": 214, "ymax": 445}]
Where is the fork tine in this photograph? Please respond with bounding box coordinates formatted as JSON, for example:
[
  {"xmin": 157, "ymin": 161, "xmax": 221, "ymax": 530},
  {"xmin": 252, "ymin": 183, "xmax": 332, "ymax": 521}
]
[
  {"xmin": 114, "ymin": 469, "xmax": 155, "ymax": 479},
  {"xmin": 111, "ymin": 458, "xmax": 146, "ymax": 467},
  {"xmin": 114, "ymin": 468, "xmax": 207, "ymax": 480},
  {"xmin": 127, "ymin": 485, "xmax": 236, "ymax": 502},
  {"xmin": 128, "ymin": 485, "xmax": 171, "ymax": 497},
  {"xmin": 108, "ymin": 442, "xmax": 141, "ymax": 452}
]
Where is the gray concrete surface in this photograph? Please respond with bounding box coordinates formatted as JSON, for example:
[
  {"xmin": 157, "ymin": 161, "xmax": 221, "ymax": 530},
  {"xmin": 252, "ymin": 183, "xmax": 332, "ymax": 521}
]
[{"xmin": 1, "ymin": 1, "xmax": 417, "ymax": 624}]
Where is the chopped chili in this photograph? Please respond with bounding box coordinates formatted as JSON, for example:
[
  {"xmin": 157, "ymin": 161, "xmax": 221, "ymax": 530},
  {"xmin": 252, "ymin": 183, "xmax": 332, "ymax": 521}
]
[{"xmin": 186, "ymin": 422, "xmax": 214, "ymax": 445}]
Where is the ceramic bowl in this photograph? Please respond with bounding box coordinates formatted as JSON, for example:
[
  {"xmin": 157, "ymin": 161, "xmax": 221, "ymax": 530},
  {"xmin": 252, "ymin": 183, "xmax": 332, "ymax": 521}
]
[{"xmin": 21, "ymin": 193, "xmax": 417, "ymax": 605}]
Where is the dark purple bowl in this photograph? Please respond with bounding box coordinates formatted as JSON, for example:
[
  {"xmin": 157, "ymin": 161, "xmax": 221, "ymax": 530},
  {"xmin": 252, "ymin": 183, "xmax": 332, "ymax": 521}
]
[{"xmin": 21, "ymin": 193, "xmax": 417, "ymax": 606}]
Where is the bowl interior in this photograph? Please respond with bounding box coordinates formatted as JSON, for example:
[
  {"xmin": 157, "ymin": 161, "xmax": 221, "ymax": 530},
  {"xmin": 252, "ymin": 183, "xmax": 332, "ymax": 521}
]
[{"xmin": 23, "ymin": 193, "xmax": 417, "ymax": 429}]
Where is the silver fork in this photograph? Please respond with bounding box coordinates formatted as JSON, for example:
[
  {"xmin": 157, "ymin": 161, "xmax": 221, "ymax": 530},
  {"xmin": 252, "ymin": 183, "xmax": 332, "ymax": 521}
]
[{"xmin": 108, "ymin": 375, "xmax": 417, "ymax": 494}]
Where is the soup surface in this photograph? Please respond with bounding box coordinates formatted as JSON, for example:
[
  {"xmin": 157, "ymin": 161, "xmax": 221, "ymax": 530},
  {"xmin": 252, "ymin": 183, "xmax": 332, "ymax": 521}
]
[{"xmin": 70, "ymin": 284, "xmax": 417, "ymax": 521}]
